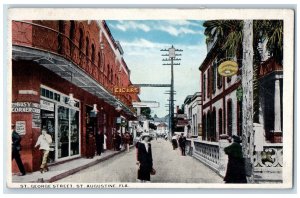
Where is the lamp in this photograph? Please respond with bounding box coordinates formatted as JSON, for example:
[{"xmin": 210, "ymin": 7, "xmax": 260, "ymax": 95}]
[
  {"xmin": 115, "ymin": 103, "xmax": 122, "ymax": 112},
  {"xmin": 67, "ymin": 93, "xmax": 76, "ymax": 107},
  {"xmin": 91, "ymin": 104, "xmax": 98, "ymax": 115}
]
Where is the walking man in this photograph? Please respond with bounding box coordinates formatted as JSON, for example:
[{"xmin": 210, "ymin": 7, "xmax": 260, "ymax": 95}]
[
  {"xmin": 178, "ymin": 133, "xmax": 187, "ymax": 156},
  {"xmin": 11, "ymin": 124, "xmax": 26, "ymax": 176},
  {"xmin": 35, "ymin": 129, "xmax": 53, "ymax": 173}
]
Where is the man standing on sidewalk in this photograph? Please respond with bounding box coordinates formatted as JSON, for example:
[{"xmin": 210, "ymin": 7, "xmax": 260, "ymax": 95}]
[
  {"xmin": 35, "ymin": 129, "xmax": 53, "ymax": 173},
  {"xmin": 178, "ymin": 133, "xmax": 186, "ymax": 156},
  {"xmin": 11, "ymin": 124, "xmax": 26, "ymax": 176}
]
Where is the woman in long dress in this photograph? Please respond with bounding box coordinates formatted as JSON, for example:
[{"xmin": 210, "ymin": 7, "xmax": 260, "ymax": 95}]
[{"xmin": 136, "ymin": 133, "xmax": 154, "ymax": 182}]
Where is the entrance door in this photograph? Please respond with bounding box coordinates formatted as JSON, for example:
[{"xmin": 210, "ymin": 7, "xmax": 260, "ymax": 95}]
[
  {"xmin": 58, "ymin": 106, "xmax": 70, "ymax": 158},
  {"xmin": 40, "ymin": 100, "xmax": 56, "ymax": 163}
]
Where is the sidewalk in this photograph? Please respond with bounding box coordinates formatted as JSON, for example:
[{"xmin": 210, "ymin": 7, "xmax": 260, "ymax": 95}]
[{"xmin": 12, "ymin": 148, "xmax": 130, "ymax": 183}]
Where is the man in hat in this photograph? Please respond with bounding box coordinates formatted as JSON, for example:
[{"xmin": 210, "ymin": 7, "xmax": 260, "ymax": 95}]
[
  {"xmin": 224, "ymin": 135, "xmax": 247, "ymax": 183},
  {"xmin": 136, "ymin": 133, "xmax": 154, "ymax": 182},
  {"xmin": 11, "ymin": 124, "xmax": 26, "ymax": 176},
  {"xmin": 35, "ymin": 129, "xmax": 53, "ymax": 173}
]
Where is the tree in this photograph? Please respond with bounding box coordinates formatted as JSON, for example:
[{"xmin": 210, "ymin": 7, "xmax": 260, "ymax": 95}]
[{"xmin": 141, "ymin": 107, "xmax": 152, "ymax": 120}]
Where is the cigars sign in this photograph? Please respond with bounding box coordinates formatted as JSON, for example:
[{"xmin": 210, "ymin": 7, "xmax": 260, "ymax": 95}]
[{"xmin": 114, "ymin": 86, "xmax": 140, "ymax": 94}]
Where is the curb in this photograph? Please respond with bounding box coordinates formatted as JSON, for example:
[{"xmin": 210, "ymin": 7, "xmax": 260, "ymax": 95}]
[{"xmin": 46, "ymin": 148, "xmax": 130, "ymax": 183}]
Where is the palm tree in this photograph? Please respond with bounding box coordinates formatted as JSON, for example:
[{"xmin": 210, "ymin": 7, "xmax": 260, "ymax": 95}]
[{"xmin": 203, "ymin": 20, "xmax": 283, "ymax": 123}]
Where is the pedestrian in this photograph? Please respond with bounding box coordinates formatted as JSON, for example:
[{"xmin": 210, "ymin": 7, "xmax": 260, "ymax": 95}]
[
  {"xmin": 103, "ymin": 133, "xmax": 107, "ymax": 152},
  {"xmin": 95, "ymin": 130, "xmax": 103, "ymax": 156},
  {"xmin": 35, "ymin": 129, "xmax": 53, "ymax": 173},
  {"xmin": 116, "ymin": 132, "xmax": 122, "ymax": 151},
  {"xmin": 123, "ymin": 132, "xmax": 130, "ymax": 152},
  {"xmin": 178, "ymin": 133, "xmax": 187, "ymax": 156},
  {"xmin": 171, "ymin": 134, "xmax": 178, "ymax": 150},
  {"xmin": 136, "ymin": 133, "xmax": 155, "ymax": 182},
  {"xmin": 112, "ymin": 131, "xmax": 117, "ymax": 151},
  {"xmin": 224, "ymin": 135, "xmax": 247, "ymax": 183},
  {"xmin": 11, "ymin": 124, "xmax": 26, "ymax": 176}
]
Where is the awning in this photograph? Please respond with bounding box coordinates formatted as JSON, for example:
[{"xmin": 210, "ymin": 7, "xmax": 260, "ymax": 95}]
[{"xmin": 12, "ymin": 45, "xmax": 135, "ymax": 116}]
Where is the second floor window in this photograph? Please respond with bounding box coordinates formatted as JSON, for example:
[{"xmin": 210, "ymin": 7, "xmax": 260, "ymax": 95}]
[{"xmin": 85, "ymin": 37, "xmax": 89, "ymax": 58}]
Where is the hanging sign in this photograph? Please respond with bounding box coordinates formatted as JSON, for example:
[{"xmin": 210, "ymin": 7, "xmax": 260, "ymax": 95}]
[
  {"xmin": 114, "ymin": 86, "xmax": 140, "ymax": 94},
  {"xmin": 218, "ymin": 60, "xmax": 238, "ymax": 77},
  {"xmin": 40, "ymin": 100, "xmax": 55, "ymax": 111}
]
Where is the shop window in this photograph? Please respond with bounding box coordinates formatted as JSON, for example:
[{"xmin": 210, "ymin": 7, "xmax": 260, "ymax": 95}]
[{"xmin": 58, "ymin": 106, "xmax": 70, "ymax": 158}]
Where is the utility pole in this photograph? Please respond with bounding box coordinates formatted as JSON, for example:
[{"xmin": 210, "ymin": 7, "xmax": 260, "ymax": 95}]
[
  {"xmin": 242, "ymin": 20, "xmax": 254, "ymax": 183},
  {"xmin": 161, "ymin": 45, "xmax": 182, "ymax": 137}
]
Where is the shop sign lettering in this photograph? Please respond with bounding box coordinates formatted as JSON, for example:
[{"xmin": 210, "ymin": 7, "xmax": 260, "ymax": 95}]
[
  {"xmin": 12, "ymin": 102, "xmax": 40, "ymax": 113},
  {"xmin": 114, "ymin": 86, "xmax": 140, "ymax": 94},
  {"xmin": 40, "ymin": 100, "xmax": 55, "ymax": 111}
]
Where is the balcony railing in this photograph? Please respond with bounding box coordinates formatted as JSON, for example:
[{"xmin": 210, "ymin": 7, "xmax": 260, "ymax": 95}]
[{"xmin": 12, "ymin": 20, "xmax": 129, "ymax": 104}]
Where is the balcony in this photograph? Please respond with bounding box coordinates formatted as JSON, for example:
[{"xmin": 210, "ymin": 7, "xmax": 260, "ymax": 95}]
[{"xmin": 12, "ymin": 20, "xmax": 134, "ymax": 115}]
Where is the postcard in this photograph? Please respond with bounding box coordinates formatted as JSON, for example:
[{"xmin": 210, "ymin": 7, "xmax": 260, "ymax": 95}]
[{"xmin": 6, "ymin": 8, "xmax": 294, "ymax": 189}]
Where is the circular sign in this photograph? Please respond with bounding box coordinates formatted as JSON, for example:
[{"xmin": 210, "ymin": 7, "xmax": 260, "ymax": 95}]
[{"xmin": 218, "ymin": 60, "xmax": 238, "ymax": 77}]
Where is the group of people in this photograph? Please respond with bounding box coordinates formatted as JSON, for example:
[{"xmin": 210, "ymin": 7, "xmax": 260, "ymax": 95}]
[
  {"xmin": 112, "ymin": 131, "xmax": 133, "ymax": 152},
  {"xmin": 12, "ymin": 122, "xmax": 247, "ymax": 183},
  {"xmin": 171, "ymin": 133, "xmax": 187, "ymax": 156}
]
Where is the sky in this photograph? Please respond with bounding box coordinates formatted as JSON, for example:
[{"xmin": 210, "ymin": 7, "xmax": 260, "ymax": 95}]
[{"xmin": 106, "ymin": 20, "xmax": 207, "ymax": 118}]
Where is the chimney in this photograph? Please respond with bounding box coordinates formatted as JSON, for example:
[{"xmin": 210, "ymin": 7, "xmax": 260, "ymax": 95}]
[{"xmin": 176, "ymin": 105, "xmax": 179, "ymax": 113}]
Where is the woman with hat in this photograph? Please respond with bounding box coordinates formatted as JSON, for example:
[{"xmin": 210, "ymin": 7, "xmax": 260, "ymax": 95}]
[
  {"xmin": 136, "ymin": 133, "xmax": 155, "ymax": 182},
  {"xmin": 224, "ymin": 135, "xmax": 247, "ymax": 183}
]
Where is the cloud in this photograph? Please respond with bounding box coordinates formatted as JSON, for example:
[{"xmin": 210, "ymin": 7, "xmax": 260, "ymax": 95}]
[
  {"xmin": 109, "ymin": 20, "xmax": 203, "ymax": 37},
  {"xmin": 111, "ymin": 21, "xmax": 151, "ymax": 32},
  {"xmin": 155, "ymin": 25, "xmax": 203, "ymax": 36}
]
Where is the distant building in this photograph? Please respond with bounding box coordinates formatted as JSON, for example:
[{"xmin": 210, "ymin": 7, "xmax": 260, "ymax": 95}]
[{"xmin": 184, "ymin": 92, "xmax": 202, "ymax": 138}]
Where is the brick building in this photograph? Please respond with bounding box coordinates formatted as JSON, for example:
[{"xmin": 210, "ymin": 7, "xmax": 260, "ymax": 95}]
[{"xmin": 11, "ymin": 20, "xmax": 139, "ymax": 173}]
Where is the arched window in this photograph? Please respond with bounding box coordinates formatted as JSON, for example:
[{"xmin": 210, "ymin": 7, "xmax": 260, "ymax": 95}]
[
  {"xmin": 207, "ymin": 111, "xmax": 211, "ymax": 141},
  {"xmin": 85, "ymin": 37, "xmax": 89, "ymax": 57},
  {"xmin": 58, "ymin": 20, "xmax": 64, "ymax": 53},
  {"xmin": 69, "ymin": 21, "xmax": 75, "ymax": 55},
  {"xmin": 212, "ymin": 108, "xmax": 216, "ymax": 141},
  {"xmin": 106, "ymin": 64, "xmax": 109, "ymax": 77},
  {"xmin": 202, "ymin": 113, "xmax": 206, "ymax": 140},
  {"xmin": 91, "ymin": 44, "xmax": 95, "ymax": 63},
  {"xmin": 227, "ymin": 99, "xmax": 233, "ymax": 137},
  {"xmin": 98, "ymin": 52, "xmax": 101, "ymax": 68},
  {"xmin": 203, "ymin": 74, "xmax": 206, "ymax": 99},
  {"xmin": 110, "ymin": 69, "xmax": 113, "ymax": 82},
  {"xmin": 213, "ymin": 62, "xmax": 217, "ymax": 94},
  {"xmin": 219, "ymin": 109, "xmax": 223, "ymax": 134},
  {"xmin": 79, "ymin": 29, "xmax": 83, "ymax": 51}
]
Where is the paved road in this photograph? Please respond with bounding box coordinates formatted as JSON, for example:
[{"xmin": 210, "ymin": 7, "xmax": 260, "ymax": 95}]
[{"xmin": 57, "ymin": 139, "xmax": 223, "ymax": 183}]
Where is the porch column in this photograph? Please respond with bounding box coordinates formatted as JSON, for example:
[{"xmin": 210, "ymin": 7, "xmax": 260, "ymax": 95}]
[{"xmin": 274, "ymin": 79, "xmax": 282, "ymax": 132}]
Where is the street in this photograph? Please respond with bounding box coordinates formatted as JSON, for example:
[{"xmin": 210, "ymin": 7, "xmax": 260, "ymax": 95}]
[{"xmin": 57, "ymin": 139, "xmax": 223, "ymax": 183}]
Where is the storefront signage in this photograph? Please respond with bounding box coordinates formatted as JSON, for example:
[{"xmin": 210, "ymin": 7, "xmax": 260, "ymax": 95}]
[
  {"xmin": 114, "ymin": 86, "xmax": 140, "ymax": 94},
  {"xmin": 218, "ymin": 60, "xmax": 238, "ymax": 77},
  {"xmin": 16, "ymin": 121, "xmax": 26, "ymax": 135},
  {"xmin": 12, "ymin": 102, "xmax": 40, "ymax": 113},
  {"xmin": 32, "ymin": 112, "xmax": 41, "ymax": 128},
  {"xmin": 40, "ymin": 100, "xmax": 55, "ymax": 111}
]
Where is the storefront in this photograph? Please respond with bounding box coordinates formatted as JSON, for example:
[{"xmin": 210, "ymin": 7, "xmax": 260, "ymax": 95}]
[{"xmin": 40, "ymin": 85, "xmax": 81, "ymax": 163}]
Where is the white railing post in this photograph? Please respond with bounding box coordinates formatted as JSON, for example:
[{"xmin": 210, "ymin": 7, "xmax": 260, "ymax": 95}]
[{"xmin": 218, "ymin": 139, "xmax": 230, "ymax": 177}]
